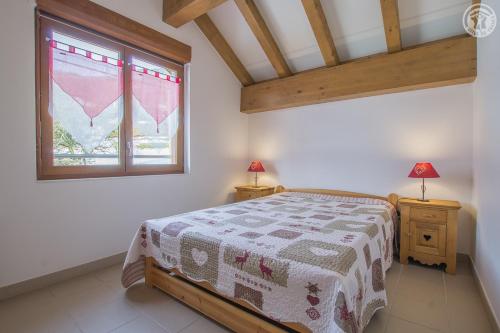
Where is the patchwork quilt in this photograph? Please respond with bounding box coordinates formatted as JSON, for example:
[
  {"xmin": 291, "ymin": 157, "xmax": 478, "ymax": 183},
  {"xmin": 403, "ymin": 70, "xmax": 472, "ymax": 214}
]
[{"xmin": 122, "ymin": 192, "xmax": 397, "ymax": 333}]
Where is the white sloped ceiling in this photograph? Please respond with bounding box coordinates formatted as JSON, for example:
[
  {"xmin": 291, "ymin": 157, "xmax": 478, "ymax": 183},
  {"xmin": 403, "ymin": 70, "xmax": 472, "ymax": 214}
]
[{"xmin": 207, "ymin": 0, "xmax": 472, "ymax": 82}]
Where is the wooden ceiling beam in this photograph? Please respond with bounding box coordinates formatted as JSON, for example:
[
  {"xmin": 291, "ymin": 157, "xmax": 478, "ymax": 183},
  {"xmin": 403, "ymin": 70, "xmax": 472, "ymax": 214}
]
[
  {"xmin": 301, "ymin": 0, "xmax": 339, "ymax": 66},
  {"xmin": 380, "ymin": 0, "xmax": 402, "ymax": 53},
  {"xmin": 241, "ymin": 35, "xmax": 476, "ymax": 113},
  {"xmin": 163, "ymin": 0, "xmax": 227, "ymax": 27},
  {"xmin": 234, "ymin": 0, "xmax": 292, "ymax": 77},
  {"xmin": 195, "ymin": 14, "xmax": 254, "ymax": 86}
]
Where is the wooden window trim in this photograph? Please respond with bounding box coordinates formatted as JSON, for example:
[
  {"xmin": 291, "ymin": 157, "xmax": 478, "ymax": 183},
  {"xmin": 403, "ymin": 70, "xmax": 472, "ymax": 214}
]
[
  {"xmin": 124, "ymin": 47, "xmax": 185, "ymax": 176},
  {"xmin": 36, "ymin": 0, "xmax": 191, "ymax": 64},
  {"xmin": 36, "ymin": 11, "xmax": 186, "ymax": 180},
  {"xmin": 37, "ymin": 16, "xmax": 126, "ymax": 179}
]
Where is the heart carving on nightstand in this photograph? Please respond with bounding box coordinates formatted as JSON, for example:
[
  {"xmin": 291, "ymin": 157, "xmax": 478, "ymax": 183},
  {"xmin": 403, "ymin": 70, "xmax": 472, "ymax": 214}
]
[{"xmin": 424, "ymin": 235, "xmax": 432, "ymax": 241}]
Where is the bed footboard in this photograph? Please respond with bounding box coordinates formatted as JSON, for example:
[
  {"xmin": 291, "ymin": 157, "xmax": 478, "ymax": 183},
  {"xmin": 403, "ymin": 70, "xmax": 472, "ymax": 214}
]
[{"xmin": 144, "ymin": 257, "xmax": 307, "ymax": 333}]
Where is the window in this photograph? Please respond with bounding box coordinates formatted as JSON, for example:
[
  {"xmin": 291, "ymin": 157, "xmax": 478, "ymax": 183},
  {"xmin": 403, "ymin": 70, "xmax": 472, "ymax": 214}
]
[{"xmin": 36, "ymin": 14, "xmax": 184, "ymax": 179}]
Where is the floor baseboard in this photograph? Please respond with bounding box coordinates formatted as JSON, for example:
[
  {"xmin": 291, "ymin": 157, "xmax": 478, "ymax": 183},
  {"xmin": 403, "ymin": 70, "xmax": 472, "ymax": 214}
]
[
  {"xmin": 460, "ymin": 253, "xmax": 500, "ymax": 333},
  {"xmin": 0, "ymin": 252, "xmax": 126, "ymax": 301}
]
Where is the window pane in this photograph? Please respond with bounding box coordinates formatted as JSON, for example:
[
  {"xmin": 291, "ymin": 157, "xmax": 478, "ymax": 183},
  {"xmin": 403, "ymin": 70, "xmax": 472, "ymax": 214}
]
[
  {"xmin": 49, "ymin": 32, "xmax": 123, "ymax": 166},
  {"xmin": 131, "ymin": 57, "xmax": 180, "ymax": 165}
]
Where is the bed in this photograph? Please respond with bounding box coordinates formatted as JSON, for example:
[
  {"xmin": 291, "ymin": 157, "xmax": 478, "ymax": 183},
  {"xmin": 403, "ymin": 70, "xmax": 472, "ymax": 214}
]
[{"xmin": 122, "ymin": 186, "xmax": 399, "ymax": 333}]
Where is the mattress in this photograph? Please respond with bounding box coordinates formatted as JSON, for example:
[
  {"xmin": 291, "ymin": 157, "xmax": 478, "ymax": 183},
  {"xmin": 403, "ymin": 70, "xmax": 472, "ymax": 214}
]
[{"xmin": 122, "ymin": 191, "xmax": 397, "ymax": 333}]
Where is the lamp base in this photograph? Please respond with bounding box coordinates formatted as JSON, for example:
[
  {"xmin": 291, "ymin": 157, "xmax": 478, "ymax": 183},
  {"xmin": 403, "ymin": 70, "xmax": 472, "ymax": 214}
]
[{"xmin": 419, "ymin": 178, "xmax": 428, "ymax": 202}]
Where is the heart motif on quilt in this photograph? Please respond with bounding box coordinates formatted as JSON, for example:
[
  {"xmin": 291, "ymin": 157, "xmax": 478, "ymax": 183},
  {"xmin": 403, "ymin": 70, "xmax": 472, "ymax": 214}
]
[
  {"xmin": 309, "ymin": 247, "xmax": 339, "ymax": 257},
  {"xmin": 191, "ymin": 248, "xmax": 208, "ymax": 266},
  {"xmin": 345, "ymin": 224, "xmax": 365, "ymax": 229},
  {"xmin": 244, "ymin": 217, "xmax": 261, "ymax": 223},
  {"xmin": 307, "ymin": 295, "xmax": 320, "ymax": 306}
]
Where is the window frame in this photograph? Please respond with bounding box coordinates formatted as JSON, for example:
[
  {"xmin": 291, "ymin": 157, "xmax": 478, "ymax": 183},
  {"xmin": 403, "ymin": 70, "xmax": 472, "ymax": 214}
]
[
  {"xmin": 124, "ymin": 47, "xmax": 185, "ymax": 176},
  {"xmin": 36, "ymin": 12, "xmax": 185, "ymax": 180}
]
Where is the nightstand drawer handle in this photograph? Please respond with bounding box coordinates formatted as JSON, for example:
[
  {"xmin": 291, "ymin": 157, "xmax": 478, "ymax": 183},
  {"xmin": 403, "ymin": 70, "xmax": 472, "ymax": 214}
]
[
  {"xmin": 422, "ymin": 214, "xmax": 436, "ymax": 218},
  {"xmin": 423, "ymin": 234, "xmax": 432, "ymax": 241}
]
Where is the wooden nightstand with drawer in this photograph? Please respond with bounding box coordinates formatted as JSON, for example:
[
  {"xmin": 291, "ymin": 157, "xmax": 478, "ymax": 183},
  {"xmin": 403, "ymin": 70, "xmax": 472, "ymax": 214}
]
[
  {"xmin": 399, "ymin": 198, "xmax": 461, "ymax": 274},
  {"xmin": 235, "ymin": 186, "xmax": 275, "ymax": 202}
]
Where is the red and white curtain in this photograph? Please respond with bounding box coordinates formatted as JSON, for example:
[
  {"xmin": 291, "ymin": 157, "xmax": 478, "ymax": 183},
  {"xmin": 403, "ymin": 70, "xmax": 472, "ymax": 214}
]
[
  {"xmin": 131, "ymin": 64, "xmax": 180, "ymax": 138},
  {"xmin": 49, "ymin": 39, "xmax": 180, "ymax": 153}
]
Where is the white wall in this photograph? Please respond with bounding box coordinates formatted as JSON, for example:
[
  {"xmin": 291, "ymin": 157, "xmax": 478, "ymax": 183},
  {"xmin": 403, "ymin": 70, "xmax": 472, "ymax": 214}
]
[
  {"xmin": 0, "ymin": 0, "xmax": 486, "ymax": 293},
  {"xmin": 0, "ymin": 0, "xmax": 248, "ymax": 287},
  {"xmin": 248, "ymin": 85, "xmax": 475, "ymax": 254},
  {"xmin": 473, "ymin": 0, "xmax": 500, "ymax": 323}
]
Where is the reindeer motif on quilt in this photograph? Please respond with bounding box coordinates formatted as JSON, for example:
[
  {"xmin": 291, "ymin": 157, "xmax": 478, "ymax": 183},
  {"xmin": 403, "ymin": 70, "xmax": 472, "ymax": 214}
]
[
  {"xmin": 122, "ymin": 192, "xmax": 397, "ymax": 333},
  {"xmin": 234, "ymin": 250, "xmax": 250, "ymax": 269}
]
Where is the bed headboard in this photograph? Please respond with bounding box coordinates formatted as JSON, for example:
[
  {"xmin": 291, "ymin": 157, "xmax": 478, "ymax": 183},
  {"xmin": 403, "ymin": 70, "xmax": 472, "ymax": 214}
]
[{"xmin": 275, "ymin": 185, "xmax": 399, "ymax": 208}]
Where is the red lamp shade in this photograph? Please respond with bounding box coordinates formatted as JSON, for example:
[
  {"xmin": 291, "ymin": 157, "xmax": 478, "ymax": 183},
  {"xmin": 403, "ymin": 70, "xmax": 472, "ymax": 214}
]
[
  {"xmin": 248, "ymin": 160, "xmax": 265, "ymax": 172},
  {"xmin": 408, "ymin": 162, "xmax": 440, "ymax": 178}
]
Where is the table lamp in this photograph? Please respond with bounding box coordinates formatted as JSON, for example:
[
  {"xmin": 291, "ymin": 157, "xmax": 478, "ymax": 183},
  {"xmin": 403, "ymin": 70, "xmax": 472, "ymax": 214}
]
[
  {"xmin": 408, "ymin": 162, "xmax": 440, "ymax": 201},
  {"xmin": 248, "ymin": 160, "xmax": 265, "ymax": 187}
]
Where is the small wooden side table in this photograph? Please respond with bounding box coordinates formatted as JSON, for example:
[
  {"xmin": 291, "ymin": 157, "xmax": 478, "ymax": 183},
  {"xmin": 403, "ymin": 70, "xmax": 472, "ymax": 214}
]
[
  {"xmin": 235, "ymin": 186, "xmax": 275, "ymax": 202},
  {"xmin": 399, "ymin": 198, "xmax": 461, "ymax": 273}
]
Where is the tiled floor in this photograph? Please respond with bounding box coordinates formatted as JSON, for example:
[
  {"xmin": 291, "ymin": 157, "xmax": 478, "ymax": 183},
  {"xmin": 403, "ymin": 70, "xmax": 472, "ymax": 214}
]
[{"xmin": 0, "ymin": 258, "xmax": 494, "ymax": 333}]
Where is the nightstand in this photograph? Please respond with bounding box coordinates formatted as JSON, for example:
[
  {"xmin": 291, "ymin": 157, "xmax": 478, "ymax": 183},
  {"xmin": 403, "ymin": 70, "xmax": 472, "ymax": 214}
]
[
  {"xmin": 399, "ymin": 198, "xmax": 461, "ymax": 274},
  {"xmin": 234, "ymin": 186, "xmax": 275, "ymax": 202}
]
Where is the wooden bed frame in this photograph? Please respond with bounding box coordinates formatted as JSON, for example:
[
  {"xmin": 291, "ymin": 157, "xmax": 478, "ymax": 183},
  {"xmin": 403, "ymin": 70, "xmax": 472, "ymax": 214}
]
[{"xmin": 144, "ymin": 186, "xmax": 399, "ymax": 333}]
